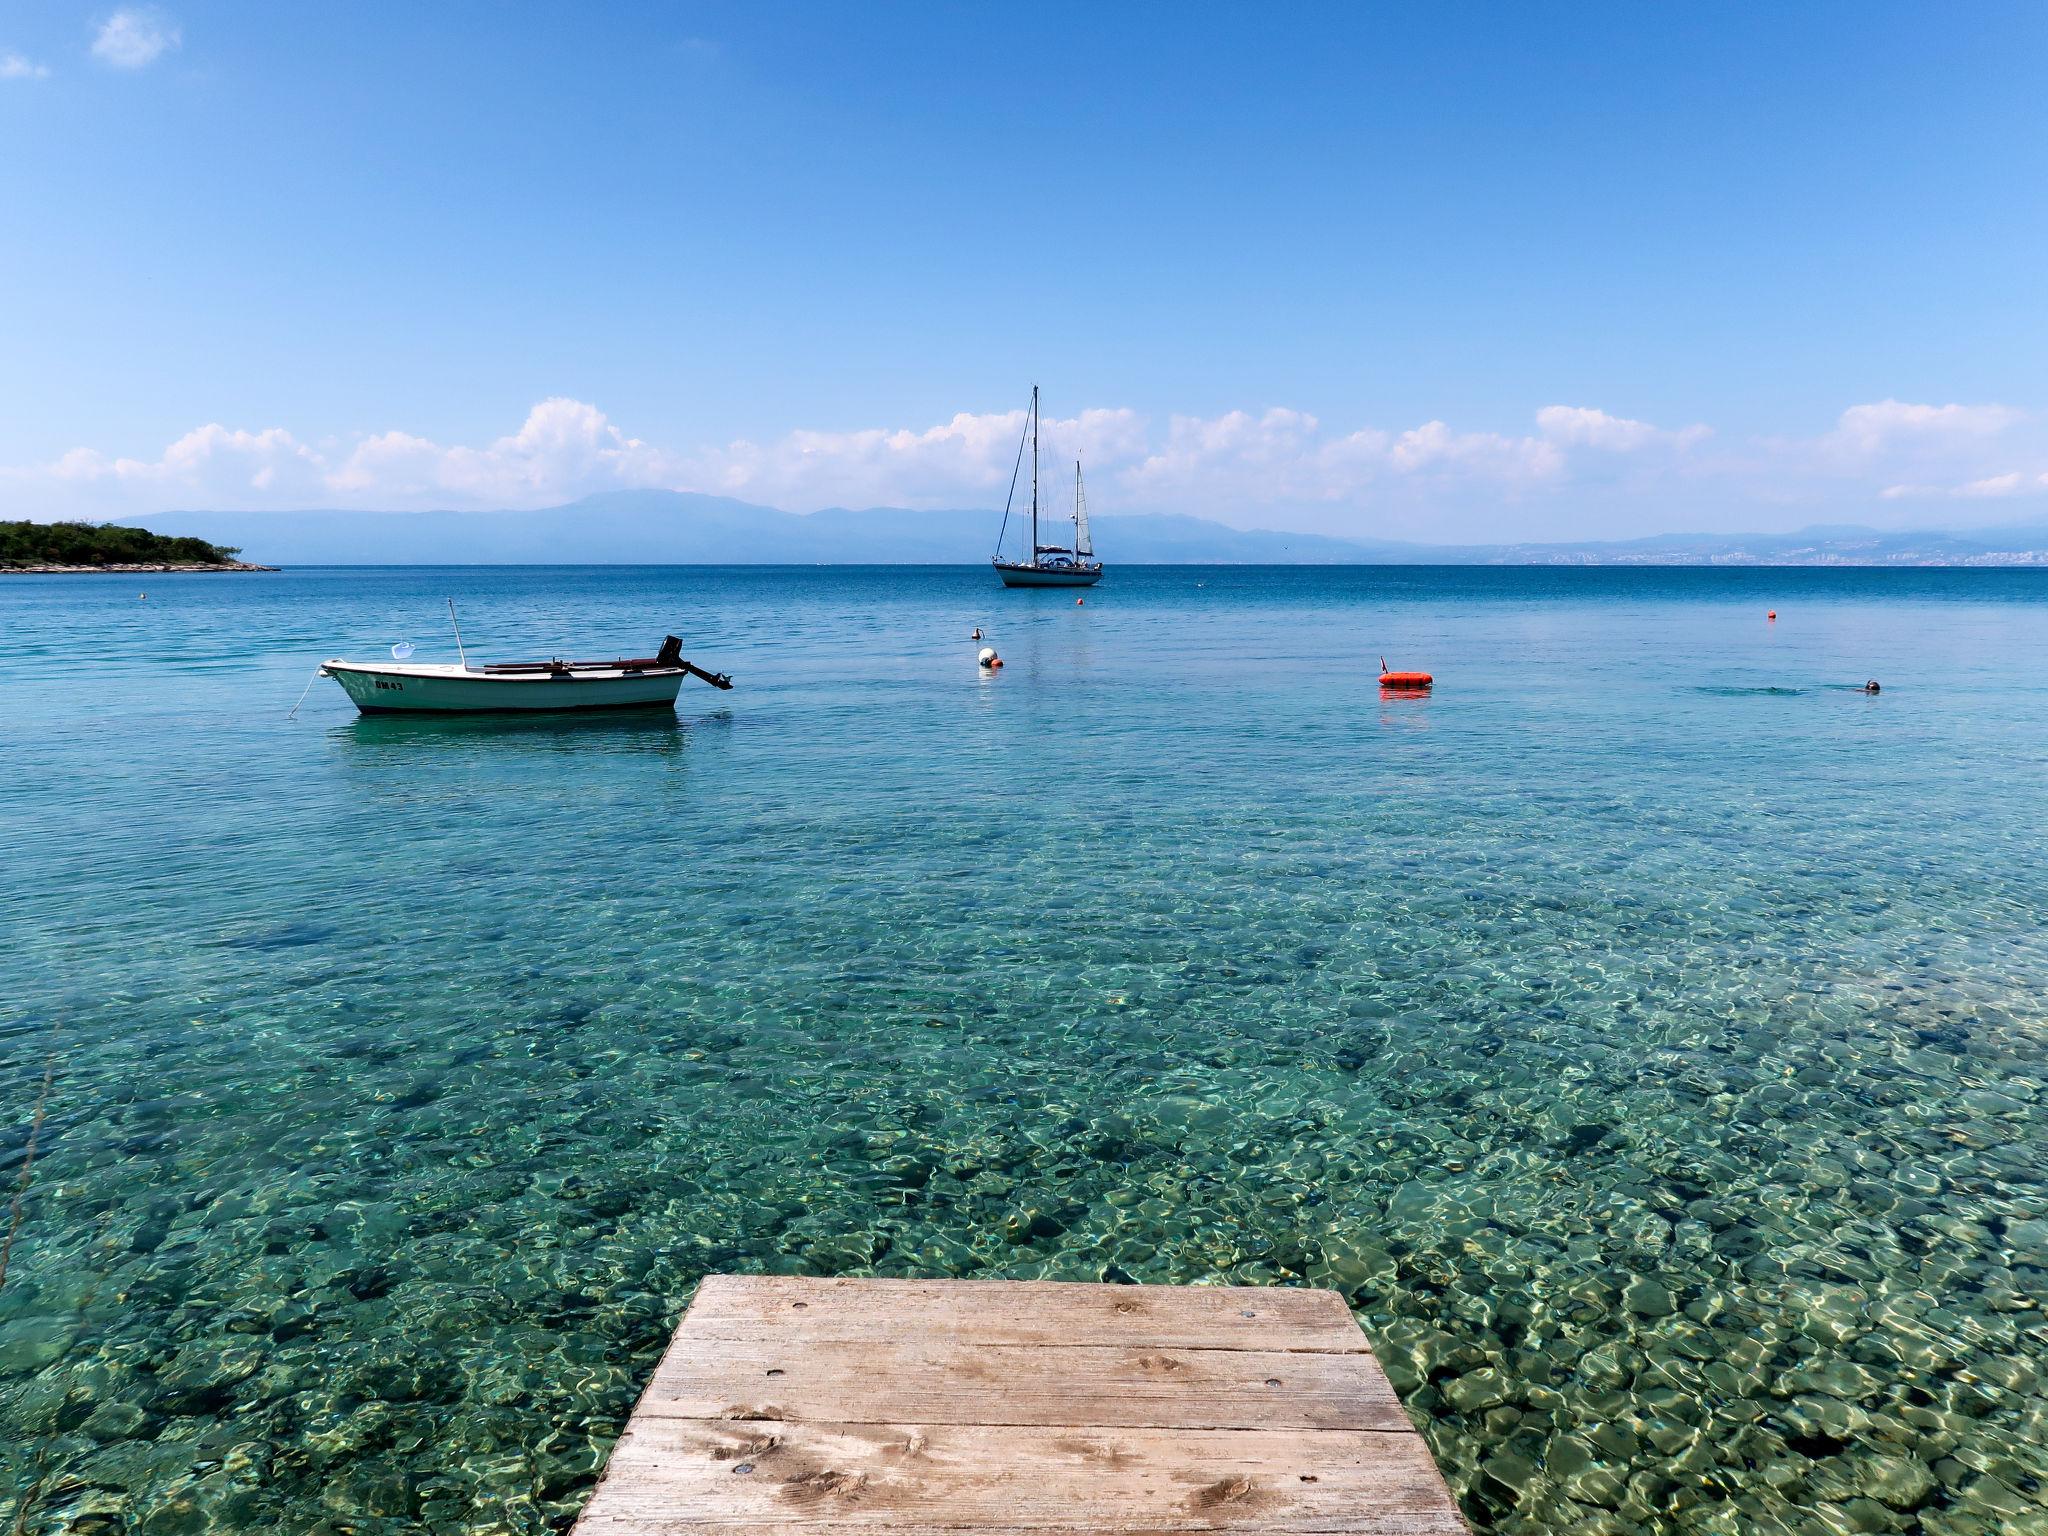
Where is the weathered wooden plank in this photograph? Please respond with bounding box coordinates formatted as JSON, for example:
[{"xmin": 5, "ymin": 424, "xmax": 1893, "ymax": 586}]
[
  {"xmin": 636, "ymin": 1338, "xmax": 1412, "ymax": 1432},
  {"xmin": 680, "ymin": 1275, "xmax": 1368, "ymax": 1353},
  {"xmin": 570, "ymin": 1277, "xmax": 1469, "ymax": 1535},
  {"xmin": 574, "ymin": 1418, "xmax": 1465, "ymax": 1533}
]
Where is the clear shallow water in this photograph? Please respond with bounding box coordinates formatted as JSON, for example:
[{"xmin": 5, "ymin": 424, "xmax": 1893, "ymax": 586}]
[{"xmin": 3, "ymin": 564, "xmax": 2046, "ymax": 1536}]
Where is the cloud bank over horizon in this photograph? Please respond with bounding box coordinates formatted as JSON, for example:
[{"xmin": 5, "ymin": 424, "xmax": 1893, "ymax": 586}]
[{"xmin": 5, "ymin": 395, "xmax": 2043, "ymax": 542}]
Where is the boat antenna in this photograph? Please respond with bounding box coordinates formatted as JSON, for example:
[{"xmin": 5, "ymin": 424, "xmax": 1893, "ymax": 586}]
[{"xmin": 448, "ymin": 597, "xmax": 468, "ymax": 668}]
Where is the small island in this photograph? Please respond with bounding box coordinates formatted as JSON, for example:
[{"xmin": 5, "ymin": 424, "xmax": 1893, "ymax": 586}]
[{"xmin": 0, "ymin": 520, "xmax": 276, "ymax": 573}]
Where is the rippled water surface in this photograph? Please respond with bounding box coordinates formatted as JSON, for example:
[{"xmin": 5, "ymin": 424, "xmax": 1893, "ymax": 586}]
[{"xmin": 4, "ymin": 565, "xmax": 2046, "ymax": 1535}]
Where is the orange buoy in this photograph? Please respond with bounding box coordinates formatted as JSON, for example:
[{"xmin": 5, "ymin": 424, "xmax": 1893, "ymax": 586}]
[
  {"xmin": 1767, "ymin": 610, "xmax": 1777, "ymax": 621},
  {"xmin": 1076, "ymin": 597, "xmax": 1085, "ymax": 606},
  {"xmin": 1378, "ymin": 656, "xmax": 1432, "ymax": 690}
]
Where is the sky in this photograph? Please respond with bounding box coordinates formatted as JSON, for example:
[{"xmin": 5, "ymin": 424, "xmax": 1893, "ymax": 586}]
[{"xmin": 1, "ymin": 1, "xmax": 2045, "ymax": 542}]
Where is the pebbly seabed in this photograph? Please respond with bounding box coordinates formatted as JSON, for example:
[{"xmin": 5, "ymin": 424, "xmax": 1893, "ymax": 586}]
[{"xmin": 2, "ymin": 563, "xmax": 2044, "ymax": 1536}]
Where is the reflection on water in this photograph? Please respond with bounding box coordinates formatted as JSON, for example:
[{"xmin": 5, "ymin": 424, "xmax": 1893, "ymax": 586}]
[
  {"xmin": 2, "ymin": 565, "xmax": 2046, "ymax": 1536},
  {"xmin": 339, "ymin": 709, "xmax": 690, "ymax": 753}
]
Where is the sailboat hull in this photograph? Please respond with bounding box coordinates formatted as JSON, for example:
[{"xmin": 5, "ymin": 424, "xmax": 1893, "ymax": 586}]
[{"xmin": 993, "ymin": 561, "xmax": 1104, "ymax": 588}]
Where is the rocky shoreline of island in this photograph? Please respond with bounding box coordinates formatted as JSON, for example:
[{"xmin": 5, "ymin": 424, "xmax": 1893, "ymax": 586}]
[
  {"xmin": 1, "ymin": 560, "xmax": 279, "ymax": 573},
  {"xmin": 2, "ymin": 520, "xmax": 276, "ymax": 573}
]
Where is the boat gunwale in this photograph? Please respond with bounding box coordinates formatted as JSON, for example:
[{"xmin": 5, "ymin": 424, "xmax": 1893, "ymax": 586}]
[{"xmin": 320, "ymin": 658, "xmax": 691, "ymax": 684}]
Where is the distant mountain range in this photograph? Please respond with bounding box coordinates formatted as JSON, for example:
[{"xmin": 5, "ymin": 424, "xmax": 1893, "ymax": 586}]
[{"xmin": 125, "ymin": 491, "xmax": 2048, "ymax": 567}]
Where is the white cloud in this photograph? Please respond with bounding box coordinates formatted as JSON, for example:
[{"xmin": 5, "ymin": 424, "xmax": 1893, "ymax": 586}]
[
  {"xmin": 5, "ymin": 394, "xmax": 2043, "ymax": 538},
  {"xmin": 1, "ymin": 52, "xmax": 51, "ymax": 79},
  {"xmin": 329, "ymin": 397, "xmax": 682, "ymax": 503},
  {"xmin": 1535, "ymin": 404, "xmax": 1710, "ymax": 452},
  {"xmin": 1388, "ymin": 420, "xmax": 1564, "ymax": 479},
  {"xmin": 1118, "ymin": 405, "xmax": 1681, "ymax": 514},
  {"xmin": 1125, "ymin": 409, "xmax": 1332, "ymax": 503},
  {"xmin": 1880, "ymin": 471, "xmax": 2038, "ymax": 502},
  {"xmin": 700, "ymin": 406, "xmax": 1147, "ymax": 509},
  {"xmin": 1802, "ymin": 399, "xmax": 2041, "ymax": 511},
  {"xmin": 1958, "ymin": 472, "xmax": 2026, "ymax": 498},
  {"xmin": 91, "ymin": 8, "xmax": 179, "ymax": 69},
  {"xmin": 4, "ymin": 399, "xmax": 683, "ymax": 514},
  {"xmin": 46, "ymin": 424, "xmax": 326, "ymax": 500},
  {"xmin": 1828, "ymin": 399, "xmax": 2023, "ymax": 457}
]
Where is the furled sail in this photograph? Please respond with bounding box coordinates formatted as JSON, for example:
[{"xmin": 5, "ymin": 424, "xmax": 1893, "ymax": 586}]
[{"xmin": 1074, "ymin": 460, "xmax": 1092, "ymax": 558}]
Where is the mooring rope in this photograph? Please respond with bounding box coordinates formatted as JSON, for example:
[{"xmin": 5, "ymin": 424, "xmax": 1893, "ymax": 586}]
[{"xmin": 285, "ymin": 667, "xmax": 322, "ymax": 720}]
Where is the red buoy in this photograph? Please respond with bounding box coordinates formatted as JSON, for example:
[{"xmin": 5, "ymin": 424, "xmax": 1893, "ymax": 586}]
[{"xmin": 1378, "ymin": 657, "xmax": 1432, "ymax": 690}]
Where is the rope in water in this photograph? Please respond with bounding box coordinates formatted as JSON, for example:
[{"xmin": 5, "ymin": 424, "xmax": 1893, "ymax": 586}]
[{"xmin": 286, "ymin": 667, "xmax": 322, "ymax": 720}]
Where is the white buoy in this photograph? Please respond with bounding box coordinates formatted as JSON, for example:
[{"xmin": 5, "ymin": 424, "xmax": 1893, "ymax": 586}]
[{"xmin": 977, "ymin": 647, "xmax": 997, "ymax": 666}]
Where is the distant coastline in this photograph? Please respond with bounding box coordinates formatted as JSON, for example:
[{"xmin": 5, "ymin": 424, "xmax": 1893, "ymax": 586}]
[
  {"xmin": 100, "ymin": 492, "xmax": 2048, "ymax": 569},
  {"xmin": 1, "ymin": 560, "xmax": 278, "ymax": 574}
]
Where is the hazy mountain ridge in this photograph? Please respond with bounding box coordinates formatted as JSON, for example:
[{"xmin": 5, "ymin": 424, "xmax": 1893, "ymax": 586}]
[{"xmin": 123, "ymin": 491, "xmax": 2048, "ymax": 567}]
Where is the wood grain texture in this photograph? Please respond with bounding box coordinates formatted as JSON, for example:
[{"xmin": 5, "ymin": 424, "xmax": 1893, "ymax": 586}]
[
  {"xmin": 680, "ymin": 1276, "xmax": 1368, "ymax": 1353},
  {"xmin": 570, "ymin": 1277, "xmax": 1467, "ymax": 1536},
  {"xmin": 636, "ymin": 1339, "xmax": 1411, "ymax": 1432},
  {"xmin": 577, "ymin": 1419, "xmax": 1462, "ymax": 1532}
]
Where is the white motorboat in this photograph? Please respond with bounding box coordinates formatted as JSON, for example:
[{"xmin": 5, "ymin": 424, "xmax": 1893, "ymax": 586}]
[{"xmin": 322, "ymin": 634, "xmax": 732, "ymax": 715}]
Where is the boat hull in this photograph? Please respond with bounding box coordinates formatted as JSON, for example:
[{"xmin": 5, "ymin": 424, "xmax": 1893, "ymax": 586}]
[
  {"xmin": 323, "ymin": 662, "xmax": 686, "ymax": 714},
  {"xmin": 993, "ymin": 561, "xmax": 1104, "ymax": 588}
]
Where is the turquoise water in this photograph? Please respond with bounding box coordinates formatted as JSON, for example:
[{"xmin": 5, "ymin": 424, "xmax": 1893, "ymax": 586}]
[{"xmin": 4, "ymin": 565, "xmax": 2046, "ymax": 1536}]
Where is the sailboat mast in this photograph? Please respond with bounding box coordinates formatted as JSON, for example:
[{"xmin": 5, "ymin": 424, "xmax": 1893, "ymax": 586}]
[{"xmin": 1030, "ymin": 385, "xmax": 1039, "ymax": 562}]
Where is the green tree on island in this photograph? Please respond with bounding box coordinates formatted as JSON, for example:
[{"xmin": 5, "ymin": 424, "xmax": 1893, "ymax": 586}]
[{"xmin": 0, "ymin": 521, "xmax": 244, "ymax": 568}]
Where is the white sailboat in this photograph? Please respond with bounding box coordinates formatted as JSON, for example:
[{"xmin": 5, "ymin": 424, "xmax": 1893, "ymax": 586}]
[{"xmin": 991, "ymin": 385, "xmax": 1103, "ymax": 588}]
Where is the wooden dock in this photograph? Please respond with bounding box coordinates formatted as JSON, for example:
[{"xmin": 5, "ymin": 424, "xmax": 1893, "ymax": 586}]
[{"xmin": 573, "ymin": 1275, "xmax": 1469, "ymax": 1534}]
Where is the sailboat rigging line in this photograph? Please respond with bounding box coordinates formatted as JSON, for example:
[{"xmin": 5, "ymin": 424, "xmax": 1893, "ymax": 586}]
[{"xmin": 995, "ymin": 395, "xmax": 1030, "ymax": 559}]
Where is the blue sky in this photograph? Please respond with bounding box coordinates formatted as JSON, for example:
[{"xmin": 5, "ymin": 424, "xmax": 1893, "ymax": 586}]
[{"xmin": 2, "ymin": 1, "xmax": 2045, "ymax": 540}]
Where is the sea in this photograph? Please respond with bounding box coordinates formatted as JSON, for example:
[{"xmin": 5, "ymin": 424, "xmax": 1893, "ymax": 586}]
[{"xmin": 3, "ymin": 565, "xmax": 2045, "ymax": 1535}]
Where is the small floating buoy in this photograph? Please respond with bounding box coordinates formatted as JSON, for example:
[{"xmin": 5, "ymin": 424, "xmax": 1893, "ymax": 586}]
[
  {"xmin": 1864, "ymin": 679, "xmax": 1881, "ymax": 694},
  {"xmin": 971, "ymin": 627, "xmax": 982, "ymax": 640},
  {"xmin": 978, "ymin": 647, "xmax": 1002, "ymax": 670},
  {"xmin": 1075, "ymin": 597, "xmax": 1084, "ymax": 606},
  {"xmin": 1378, "ymin": 656, "xmax": 1432, "ymax": 690},
  {"xmin": 1768, "ymin": 610, "xmax": 1777, "ymax": 621},
  {"xmin": 139, "ymin": 593, "xmax": 147, "ymax": 600}
]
